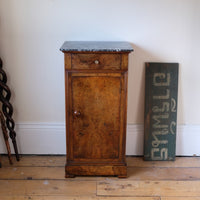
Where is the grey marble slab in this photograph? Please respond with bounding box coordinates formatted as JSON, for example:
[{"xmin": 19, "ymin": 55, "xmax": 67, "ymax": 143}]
[{"xmin": 60, "ymin": 41, "xmax": 133, "ymax": 53}]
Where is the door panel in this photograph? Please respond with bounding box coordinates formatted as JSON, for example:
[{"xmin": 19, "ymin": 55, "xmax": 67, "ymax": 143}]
[{"xmin": 71, "ymin": 74, "xmax": 121, "ymax": 160}]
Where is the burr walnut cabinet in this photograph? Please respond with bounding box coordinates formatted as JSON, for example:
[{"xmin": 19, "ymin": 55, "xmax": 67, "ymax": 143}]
[{"xmin": 60, "ymin": 41, "xmax": 133, "ymax": 178}]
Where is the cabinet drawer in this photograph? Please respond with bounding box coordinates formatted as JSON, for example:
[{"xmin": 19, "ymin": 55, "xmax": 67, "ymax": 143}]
[{"xmin": 71, "ymin": 53, "xmax": 121, "ymax": 70}]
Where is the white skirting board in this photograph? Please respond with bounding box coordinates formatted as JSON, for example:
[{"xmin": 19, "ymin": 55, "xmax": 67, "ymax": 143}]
[{"xmin": 0, "ymin": 123, "xmax": 199, "ymax": 156}]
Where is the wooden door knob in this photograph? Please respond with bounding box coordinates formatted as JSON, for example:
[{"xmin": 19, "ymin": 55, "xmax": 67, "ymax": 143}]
[{"xmin": 73, "ymin": 110, "xmax": 81, "ymax": 118}]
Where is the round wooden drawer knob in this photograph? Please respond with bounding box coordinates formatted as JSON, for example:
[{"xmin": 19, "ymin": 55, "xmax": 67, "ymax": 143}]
[{"xmin": 94, "ymin": 60, "xmax": 99, "ymax": 64}]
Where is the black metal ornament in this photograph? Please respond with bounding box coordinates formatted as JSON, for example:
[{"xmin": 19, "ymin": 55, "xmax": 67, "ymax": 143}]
[{"xmin": 0, "ymin": 58, "xmax": 20, "ymax": 161}]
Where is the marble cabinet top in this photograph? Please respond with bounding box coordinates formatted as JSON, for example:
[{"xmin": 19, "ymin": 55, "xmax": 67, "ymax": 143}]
[{"xmin": 60, "ymin": 41, "xmax": 133, "ymax": 53}]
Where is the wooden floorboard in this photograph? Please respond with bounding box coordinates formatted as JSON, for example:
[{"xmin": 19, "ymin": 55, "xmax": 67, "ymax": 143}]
[
  {"xmin": 2, "ymin": 155, "xmax": 200, "ymax": 167},
  {"xmin": 0, "ymin": 166, "xmax": 199, "ymax": 181},
  {"xmin": 161, "ymin": 198, "xmax": 200, "ymax": 200},
  {"xmin": 0, "ymin": 156, "xmax": 200, "ymax": 199},
  {"xmin": 127, "ymin": 167, "xmax": 200, "ymax": 180},
  {"xmin": 0, "ymin": 196, "xmax": 161, "ymax": 200},
  {"xmin": 0, "ymin": 155, "xmax": 65, "ymax": 167},
  {"xmin": 0, "ymin": 180, "xmax": 96, "ymax": 196},
  {"xmin": 97, "ymin": 180, "xmax": 200, "ymax": 197},
  {"xmin": 126, "ymin": 156, "xmax": 200, "ymax": 168}
]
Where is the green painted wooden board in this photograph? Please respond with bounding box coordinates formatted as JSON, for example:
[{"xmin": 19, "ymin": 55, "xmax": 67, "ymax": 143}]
[{"xmin": 144, "ymin": 63, "xmax": 179, "ymax": 161}]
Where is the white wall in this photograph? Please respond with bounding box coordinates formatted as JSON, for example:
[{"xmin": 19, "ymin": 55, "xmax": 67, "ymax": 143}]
[{"xmin": 0, "ymin": 0, "xmax": 200, "ymax": 155}]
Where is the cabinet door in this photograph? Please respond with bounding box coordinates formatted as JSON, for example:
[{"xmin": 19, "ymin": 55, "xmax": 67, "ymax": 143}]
[{"xmin": 67, "ymin": 72, "xmax": 126, "ymax": 162}]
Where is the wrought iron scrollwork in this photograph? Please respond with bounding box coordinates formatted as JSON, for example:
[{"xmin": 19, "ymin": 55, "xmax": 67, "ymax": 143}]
[{"xmin": 0, "ymin": 58, "xmax": 19, "ymax": 161}]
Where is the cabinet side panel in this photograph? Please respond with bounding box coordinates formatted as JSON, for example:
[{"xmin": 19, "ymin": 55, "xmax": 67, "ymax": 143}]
[
  {"xmin": 65, "ymin": 72, "xmax": 73, "ymax": 162},
  {"xmin": 65, "ymin": 53, "xmax": 72, "ymax": 69},
  {"xmin": 119, "ymin": 72, "xmax": 128, "ymax": 163},
  {"xmin": 121, "ymin": 54, "xmax": 128, "ymax": 70}
]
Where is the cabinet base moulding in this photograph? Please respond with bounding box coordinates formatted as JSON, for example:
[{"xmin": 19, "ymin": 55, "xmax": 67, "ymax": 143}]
[{"xmin": 65, "ymin": 164, "xmax": 127, "ymax": 178}]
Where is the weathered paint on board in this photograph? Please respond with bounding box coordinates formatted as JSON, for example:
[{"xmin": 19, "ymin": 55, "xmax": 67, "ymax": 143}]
[{"xmin": 144, "ymin": 63, "xmax": 179, "ymax": 161}]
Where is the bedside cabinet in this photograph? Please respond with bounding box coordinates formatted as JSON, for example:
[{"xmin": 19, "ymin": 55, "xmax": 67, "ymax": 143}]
[{"xmin": 60, "ymin": 41, "xmax": 133, "ymax": 178}]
